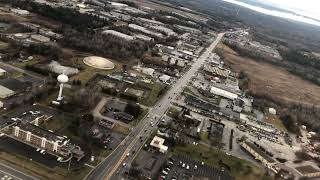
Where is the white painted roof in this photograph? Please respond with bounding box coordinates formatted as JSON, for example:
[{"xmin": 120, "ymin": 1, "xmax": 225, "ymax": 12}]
[{"xmin": 210, "ymin": 86, "xmax": 238, "ymax": 100}]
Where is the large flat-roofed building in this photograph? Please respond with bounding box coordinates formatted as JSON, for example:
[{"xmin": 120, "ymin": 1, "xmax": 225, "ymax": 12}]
[
  {"xmin": 128, "ymin": 24, "xmax": 164, "ymax": 38},
  {"xmin": 0, "ymin": 85, "xmax": 15, "ymax": 99},
  {"xmin": 30, "ymin": 34, "xmax": 50, "ymax": 43},
  {"xmin": 9, "ymin": 121, "xmax": 84, "ymax": 161},
  {"xmin": 296, "ymin": 165, "xmax": 320, "ymax": 178},
  {"xmin": 210, "ymin": 86, "xmax": 238, "ymax": 100},
  {"xmin": 240, "ymin": 141, "xmax": 278, "ymax": 173},
  {"xmin": 102, "ymin": 30, "xmax": 135, "ymax": 41}
]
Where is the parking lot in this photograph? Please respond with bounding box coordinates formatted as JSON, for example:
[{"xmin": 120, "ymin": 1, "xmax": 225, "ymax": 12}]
[
  {"xmin": 159, "ymin": 155, "xmax": 232, "ymax": 180},
  {"xmin": 0, "ymin": 172, "xmax": 17, "ymax": 180}
]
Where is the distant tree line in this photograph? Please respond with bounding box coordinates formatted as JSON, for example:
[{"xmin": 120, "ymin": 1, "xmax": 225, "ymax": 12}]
[
  {"xmin": 0, "ymin": 0, "xmax": 111, "ymax": 30},
  {"xmin": 280, "ymin": 49, "xmax": 320, "ymax": 70},
  {"xmin": 219, "ymin": 44, "xmax": 320, "ymax": 85}
]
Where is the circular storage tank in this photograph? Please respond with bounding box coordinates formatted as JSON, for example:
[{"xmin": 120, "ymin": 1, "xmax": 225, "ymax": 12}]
[{"xmin": 83, "ymin": 56, "xmax": 115, "ymax": 70}]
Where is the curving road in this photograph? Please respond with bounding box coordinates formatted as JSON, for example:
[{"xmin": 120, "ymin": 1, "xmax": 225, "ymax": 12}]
[{"xmin": 85, "ymin": 33, "xmax": 225, "ymax": 180}]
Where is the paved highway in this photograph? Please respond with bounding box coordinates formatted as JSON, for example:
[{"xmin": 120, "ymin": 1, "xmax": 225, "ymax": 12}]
[{"xmin": 86, "ymin": 33, "xmax": 225, "ymax": 180}]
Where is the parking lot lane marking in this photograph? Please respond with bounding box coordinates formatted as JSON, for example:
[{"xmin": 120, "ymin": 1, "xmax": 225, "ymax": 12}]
[
  {"xmin": 0, "ymin": 163, "xmax": 36, "ymax": 180},
  {"xmin": 0, "ymin": 170, "xmax": 21, "ymax": 180}
]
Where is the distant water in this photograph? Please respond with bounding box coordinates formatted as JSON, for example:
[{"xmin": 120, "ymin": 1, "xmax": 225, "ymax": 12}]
[{"xmin": 222, "ymin": 0, "xmax": 320, "ymax": 27}]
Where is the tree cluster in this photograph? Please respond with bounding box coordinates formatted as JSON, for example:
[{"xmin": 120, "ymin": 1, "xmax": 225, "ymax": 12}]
[
  {"xmin": 1, "ymin": 0, "xmax": 110, "ymax": 30},
  {"xmin": 124, "ymin": 103, "xmax": 142, "ymax": 118},
  {"xmin": 60, "ymin": 28, "xmax": 147, "ymax": 61}
]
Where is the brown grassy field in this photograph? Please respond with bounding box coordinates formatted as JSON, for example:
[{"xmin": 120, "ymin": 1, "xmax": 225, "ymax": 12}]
[{"xmin": 217, "ymin": 43, "xmax": 320, "ymax": 107}]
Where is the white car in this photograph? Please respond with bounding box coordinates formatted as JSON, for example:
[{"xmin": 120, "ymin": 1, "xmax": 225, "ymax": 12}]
[
  {"xmin": 186, "ymin": 165, "xmax": 190, "ymax": 170},
  {"xmin": 123, "ymin": 163, "xmax": 126, "ymax": 167},
  {"xmin": 182, "ymin": 163, "xmax": 185, "ymax": 168},
  {"xmin": 162, "ymin": 170, "xmax": 168, "ymax": 175}
]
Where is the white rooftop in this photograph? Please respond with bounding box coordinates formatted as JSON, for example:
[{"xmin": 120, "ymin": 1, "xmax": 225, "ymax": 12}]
[
  {"xmin": 150, "ymin": 136, "xmax": 168, "ymax": 153},
  {"xmin": 210, "ymin": 86, "xmax": 238, "ymax": 100}
]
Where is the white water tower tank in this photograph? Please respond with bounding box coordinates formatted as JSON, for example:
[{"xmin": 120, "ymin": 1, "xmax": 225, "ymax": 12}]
[
  {"xmin": 268, "ymin": 108, "xmax": 276, "ymax": 115},
  {"xmin": 56, "ymin": 74, "xmax": 69, "ymax": 101},
  {"xmin": 57, "ymin": 74, "xmax": 68, "ymax": 83}
]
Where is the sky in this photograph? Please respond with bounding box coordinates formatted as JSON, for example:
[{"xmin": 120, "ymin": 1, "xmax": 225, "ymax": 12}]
[
  {"xmin": 258, "ymin": 0, "xmax": 320, "ymax": 19},
  {"xmin": 222, "ymin": 0, "xmax": 320, "ymax": 26}
]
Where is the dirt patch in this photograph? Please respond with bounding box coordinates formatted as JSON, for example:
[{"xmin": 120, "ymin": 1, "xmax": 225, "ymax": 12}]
[{"xmin": 218, "ymin": 43, "xmax": 320, "ymax": 107}]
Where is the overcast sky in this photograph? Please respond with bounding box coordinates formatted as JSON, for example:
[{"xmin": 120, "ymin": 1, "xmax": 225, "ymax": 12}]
[
  {"xmin": 258, "ymin": 0, "xmax": 320, "ymax": 19},
  {"xmin": 223, "ymin": 0, "xmax": 320, "ymax": 26}
]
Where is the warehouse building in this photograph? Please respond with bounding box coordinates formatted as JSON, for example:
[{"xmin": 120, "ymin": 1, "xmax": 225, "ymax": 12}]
[
  {"xmin": 210, "ymin": 86, "xmax": 238, "ymax": 100},
  {"xmin": 296, "ymin": 165, "xmax": 320, "ymax": 178},
  {"xmin": 102, "ymin": 30, "xmax": 135, "ymax": 41},
  {"xmin": 128, "ymin": 24, "xmax": 164, "ymax": 38},
  {"xmin": 0, "ymin": 85, "xmax": 15, "ymax": 99},
  {"xmin": 239, "ymin": 141, "xmax": 278, "ymax": 173}
]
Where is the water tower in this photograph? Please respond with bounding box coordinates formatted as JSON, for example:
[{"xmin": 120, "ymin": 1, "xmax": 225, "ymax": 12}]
[{"xmin": 57, "ymin": 73, "xmax": 68, "ymax": 101}]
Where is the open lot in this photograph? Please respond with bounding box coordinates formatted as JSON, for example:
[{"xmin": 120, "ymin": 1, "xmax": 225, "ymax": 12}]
[{"xmin": 218, "ymin": 43, "xmax": 320, "ymax": 107}]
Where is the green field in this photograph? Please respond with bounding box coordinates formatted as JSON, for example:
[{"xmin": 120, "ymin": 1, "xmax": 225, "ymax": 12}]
[
  {"xmin": 139, "ymin": 82, "xmax": 166, "ymax": 106},
  {"xmin": 70, "ymin": 61, "xmax": 123, "ymax": 85},
  {"xmin": 172, "ymin": 144, "xmax": 273, "ymax": 180},
  {"xmin": 166, "ymin": 106, "xmax": 180, "ymax": 119}
]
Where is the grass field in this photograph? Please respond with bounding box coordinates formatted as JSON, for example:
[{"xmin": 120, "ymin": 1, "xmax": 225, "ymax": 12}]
[
  {"xmin": 0, "ymin": 41, "xmax": 8, "ymax": 50},
  {"xmin": 166, "ymin": 106, "xmax": 180, "ymax": 118},
  {"xmin": 70, "ymin": 58, "xmax": 123, "ymax": 85},
  {"xmin": 139, "ymin": 82, "xmax": 165, "ymax": 106},
  {"xmin": 172, "ymin": 144, "xmax": 273, "ymax": 180},
  {"xmin": 217, "ymin": 43, "xmax": 320, "ymax": 107},
  {"xmin": 12, "ymin": 55, "xmax": 44, "ymax": 69}
]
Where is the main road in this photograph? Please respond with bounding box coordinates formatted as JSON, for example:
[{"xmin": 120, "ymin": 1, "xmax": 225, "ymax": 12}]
[{"xmin": 86, "ymin": 33, "xmax": 225, "ymax": 180}]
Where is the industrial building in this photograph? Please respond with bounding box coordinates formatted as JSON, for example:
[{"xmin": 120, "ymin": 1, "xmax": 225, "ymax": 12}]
[
  {"xmin": 128, "ymin": 24, "xmax": 164, "ymax": 38},
  {"xmin": 147, "ymin": 25, "xmax": 176, "ymax": 36},
  {"xmin": 102, "ymin": 30, "xmax": 135, "ymax": 41},
  {"xmin": 0, "ymin": 85, "xmax": 15, "ymax": 99},
  {"xmin": 296, "ymin": 165, "xmax": 320, "ymax": 178},
  {"xmin": 239, "ymin": 141, "xmax": 278, "ymax": 173},
  {"xmin": 30, "ymin": 34, "xmax": 51, "ymax": 43},
  {"xmin": 210, "ymin": 86, "xmax": 238, "ymax": 100},
  {"xmin": 134, "ymin": 34, "xmax": 153, "ymax": 42}
]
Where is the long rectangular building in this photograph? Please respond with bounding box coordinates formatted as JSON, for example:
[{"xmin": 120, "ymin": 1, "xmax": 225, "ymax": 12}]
[
  {"xmin": 9, "ymin": 121, "xmax": 84, "ymax": 161},
  {"xmin": 210, "ymin": 86, "xmax": 238, "ymax": 100}
]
